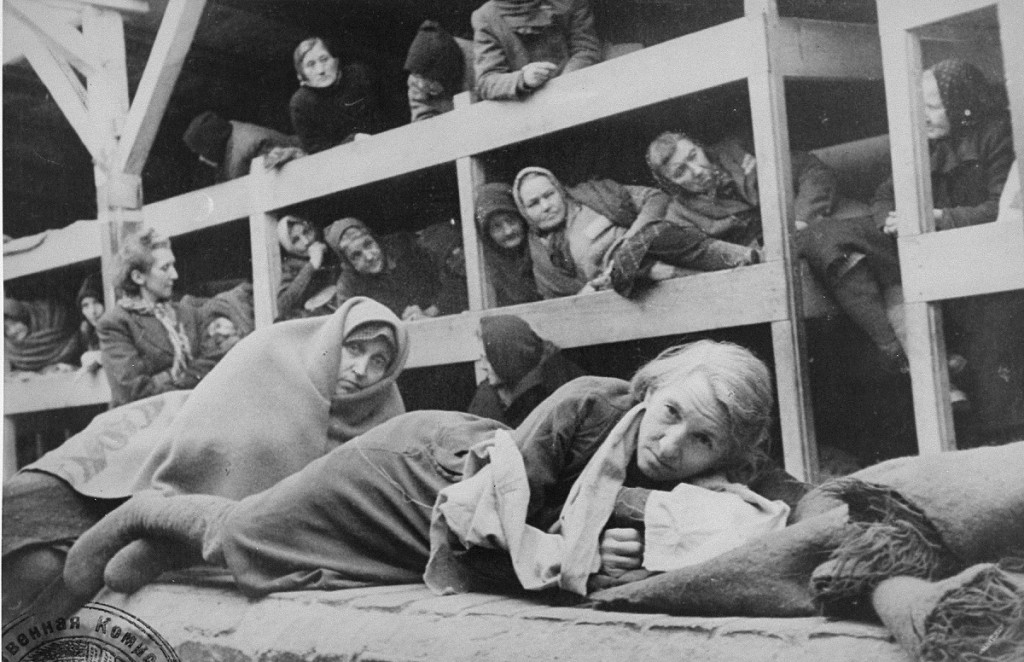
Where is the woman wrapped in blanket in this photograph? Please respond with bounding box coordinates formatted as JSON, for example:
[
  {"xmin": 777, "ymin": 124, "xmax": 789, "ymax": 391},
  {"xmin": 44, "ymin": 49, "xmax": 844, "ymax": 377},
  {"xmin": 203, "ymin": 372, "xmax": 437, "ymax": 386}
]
[
  {"xmin": 62, "ymin": 340, "xmax": 807, "ymax": 607},
  {"xmin": 2, "ymin": 297, "xmax": 409, "ymax": 620}
]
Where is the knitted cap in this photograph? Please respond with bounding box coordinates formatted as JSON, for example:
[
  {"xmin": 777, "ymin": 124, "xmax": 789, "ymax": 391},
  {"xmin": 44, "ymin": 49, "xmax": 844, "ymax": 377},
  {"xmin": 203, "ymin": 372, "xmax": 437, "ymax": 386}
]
[
  {"xmin": 403, "ymin": 20, "xmax": 464, "ymax": 93},
  {"xmin": 324, "ymin": 217, "xmax": 371, "ymax": 259},
  {"xmin": 345, "ymin": 321, "xmax": 397, "ymax": 357},
  {"xmin": 928, "ymin": 59, "xmax": 993, "ymax": 133},
  {"xmin": 475, "ymin": 183, "xmax": 520, "ymax": 230},
  {"xmin": 481, "ymin": 314, "xmax": 543, "ymax": 387},
  {"xmin": 76, "ymin": 273, "xmax": 102, "ymax": 307},
  {"xmin": 183, "ymin": 111, "xmax": 232, "ymax": 165}
]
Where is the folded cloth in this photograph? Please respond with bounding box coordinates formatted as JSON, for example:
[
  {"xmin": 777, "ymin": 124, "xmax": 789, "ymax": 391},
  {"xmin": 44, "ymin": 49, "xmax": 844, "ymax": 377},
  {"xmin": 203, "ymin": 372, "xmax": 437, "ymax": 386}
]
[
  {"xmin": 872, "ymin": 557, "xmax": 1024, "ymax": 662},
  {"xmin": 588, "ymin": 507, "xmax": 849, "ymax": 616}
]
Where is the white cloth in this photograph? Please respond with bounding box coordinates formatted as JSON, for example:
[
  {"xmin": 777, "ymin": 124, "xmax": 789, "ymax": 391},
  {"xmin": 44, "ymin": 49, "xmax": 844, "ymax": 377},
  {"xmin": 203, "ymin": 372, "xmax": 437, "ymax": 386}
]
[{"xmin": 643, "ymin": 482, "xmax": 789, "ymax": 572}]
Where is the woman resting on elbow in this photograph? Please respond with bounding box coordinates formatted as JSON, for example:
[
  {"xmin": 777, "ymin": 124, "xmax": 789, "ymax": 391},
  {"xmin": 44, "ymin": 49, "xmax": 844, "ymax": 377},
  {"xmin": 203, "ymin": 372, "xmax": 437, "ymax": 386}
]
[
  {"xmin": 61, "ymin": 339, "xmax": 805, "ymax": 605},
  {"xmin": 289, "ymin": 36, "xmax": 387, "ymax": 154}
]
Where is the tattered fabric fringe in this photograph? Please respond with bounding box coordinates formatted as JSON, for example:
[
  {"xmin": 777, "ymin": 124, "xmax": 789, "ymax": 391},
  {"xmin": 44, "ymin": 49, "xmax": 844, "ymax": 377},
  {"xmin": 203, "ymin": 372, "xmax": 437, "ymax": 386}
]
[
  {"xmin": 810, "ymin": 479, "xmax": 958, "ymax": 617},
  {"xmin": 920, "ymin": 559, "xmax": 1024, "ymax": 662}
]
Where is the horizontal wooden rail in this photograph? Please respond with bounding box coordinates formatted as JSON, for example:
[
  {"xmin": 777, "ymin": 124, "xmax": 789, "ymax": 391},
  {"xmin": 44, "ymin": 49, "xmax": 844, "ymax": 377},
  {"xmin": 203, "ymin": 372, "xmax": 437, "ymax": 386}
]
[
  {"xmin": 4, "ymin": 370, "xmax": 111, "ymax": 414},
  {"xmin": 899, "ymin": 220, "xmax": 1024, "ymax": 302},
  {"xmin": 879, "ymin": 0, "xmax": 996, "ymax": 32}
]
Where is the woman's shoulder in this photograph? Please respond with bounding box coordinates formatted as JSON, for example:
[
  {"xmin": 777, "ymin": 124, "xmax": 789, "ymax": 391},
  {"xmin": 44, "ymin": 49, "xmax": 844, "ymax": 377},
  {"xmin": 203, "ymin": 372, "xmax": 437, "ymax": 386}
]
[{"xmin": 548, "ymin": 375, "xmax": 633, "ymax": 410}]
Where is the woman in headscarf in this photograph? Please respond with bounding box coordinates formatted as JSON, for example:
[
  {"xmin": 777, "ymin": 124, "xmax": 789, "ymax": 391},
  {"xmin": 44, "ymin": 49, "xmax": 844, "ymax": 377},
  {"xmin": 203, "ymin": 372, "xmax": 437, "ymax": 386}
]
[
  {"xmin": 97, "ymin": 228, "xmax": 212, "ymax": 407},
  {"xmin": 3, "ymin": 298, "xmax": 81, "ymax": 373},
  {"xmin": 468, "ymin": 314, "xmax": 584, "ymax": 427},
  {"xmin": 2, "ymin": 297, "xmax": 409, "ymax": 620},
  {"xmin": 475, "ymin": 182, "xmax": 540, "ymax": 306},
  {"xmin": 275, "ymin": 215, "xmax": 336, "ymax": 321},
  {"xmin": 803, "ymin": 59, "xmax": 1021, "ymax": 436},
  {"xmin": 472, "ymin": 0, "xmax": 602, "ymax": 101},
  {"xmin": 289, "ymin": 36, "xmax": 387, "ymax": 154},
  {"xmin": 324, "ymin": 216, "xmax": 443, "ymax": 321}
]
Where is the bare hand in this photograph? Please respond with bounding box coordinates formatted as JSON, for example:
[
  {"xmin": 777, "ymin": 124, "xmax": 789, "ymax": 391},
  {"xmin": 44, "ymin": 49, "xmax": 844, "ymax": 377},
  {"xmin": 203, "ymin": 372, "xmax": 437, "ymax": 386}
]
[
  {"xmin": 599, "ymin": 528, "xmax": 644, "ymax": 577},
  {"xmin": 883, "ymin": 211, "xmax": 899, "ymax": 236},
  {"xmin": 521, "ymin": 62, "xmax": 559, "ymax": 90},
  {"xmin": 308, "ymin": 242, "xmax": 327, "ymax": 269},
  {"xmin": 402, "ymin": 305, "xmax": 425, "ymax": 321},
  {"xmin": 263, "ymin": 146, "xmax": 305, "ymax": 170}
]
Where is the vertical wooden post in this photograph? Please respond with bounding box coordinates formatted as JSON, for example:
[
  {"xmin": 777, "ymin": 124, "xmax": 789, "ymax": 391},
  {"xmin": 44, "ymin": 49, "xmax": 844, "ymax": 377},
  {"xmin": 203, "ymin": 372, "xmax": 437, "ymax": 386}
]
[
  {"xmin": 746, "ymin": 0, "xmax": 818, "ymax": 482},
  {"xmin": 3, "ymin": 417, "xmax": 17, "ymax": 479},
  {"xmin": 1000, "ymin": 0, "xmax": 1024, "ymax": 192},
  {"xmin": 248, "ymin": 157, "xmax": 281, "ymax": 328},
  {"xmin": 877, "ymin": 4, "xmax": 955, "ymax": 453}
]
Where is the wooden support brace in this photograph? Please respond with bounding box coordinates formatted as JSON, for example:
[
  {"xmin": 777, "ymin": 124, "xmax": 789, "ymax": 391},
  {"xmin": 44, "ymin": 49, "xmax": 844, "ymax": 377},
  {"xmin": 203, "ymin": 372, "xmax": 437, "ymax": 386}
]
[
  {"xmin": 115, "ymin": 0, "xmax": 207, "ymax": 175},
  {"xmin": 7, "ymin": 0, "xmax": 102, "ymax": 77},
  {"xmin": 248, "ymin": 157, "xmax": 281, "ymax": 329}
]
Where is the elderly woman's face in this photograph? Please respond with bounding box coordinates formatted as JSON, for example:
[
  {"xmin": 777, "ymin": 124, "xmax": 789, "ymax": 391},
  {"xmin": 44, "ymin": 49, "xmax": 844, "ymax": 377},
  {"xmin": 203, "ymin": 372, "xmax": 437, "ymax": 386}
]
[
  {"xmin": 518, "ymin": 175, "xmax": 566, "ymax": 233},
  {"xmin": 661, "ymin": 138, "xmax": 715, "ymax": 194},
  {"xmin": 335, "ymin": 336, "xmax": 393, "ymax": 397},
  {"xmin": 635, "ymin": 372, "xmax": 729, "ymax": 483},
  {"xmin": 921, "ymin": 70, "xmax": 951, "ymax": 140},
  {"xmin": 301, "ymin": 41, "xmax": 339, "ymax": 88},
  {"xmin": 488, "ymin": 212, "xmax": 526, "ymax": 250}
]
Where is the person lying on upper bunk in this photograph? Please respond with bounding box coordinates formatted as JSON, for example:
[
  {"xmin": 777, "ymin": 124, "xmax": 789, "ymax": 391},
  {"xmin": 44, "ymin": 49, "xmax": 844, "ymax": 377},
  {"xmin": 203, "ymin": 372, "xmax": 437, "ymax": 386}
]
[
  {"xmin": 75, "ymin": 274, "xmax": 105, "ymax": 373},
  {"xmin": 510, "ymin": 167, "xmax": 761, "ymax": 299},
  {"xmin": 468, "ymin": 314, "xmax": 585, "ymax": 428},
  {"xmin": 475, "ymin": 182, "xmax": 541, "ymax": 306},
  {"xmin": 182, "ymin": 111, "xmax": 304, "ymax": 182},
  {"xmin": 324, "ymin": 217, "xmax": 443, "ymax": 322},
  {"xmin": 198, "ymin": 282, "xmax": 255, "ymax": 360},
  {"xmin": 97, "ymin": 229, "xmax": 218, "ymax": 408},
  {"xmin": 800, "ymin": 59, "xmax": 1021, "ymax": 440},
  {"xmin": 289, "ymin": 36, "xmax": 388, "ymax": 154},
  {"xmin": 4, "ymin": 297, "xmax": 82, "ymax": 375},
  {"xmin": 415, "ymin": 220, "xmax": 470, "ymax": 316},
  {"xmin": 275, "ymin": 215, "xmax": 338, "ymax": 321},
  {"xmin": 58, "ymin": 340, "xmax": 806, "ymax": 607},
  {"xmin": 472, "ymin": 0, "xmax": 602, "ymax": 101},
  {"xmin": 404, "ymin": 20, "xmax": 475, "ymax": 122}
]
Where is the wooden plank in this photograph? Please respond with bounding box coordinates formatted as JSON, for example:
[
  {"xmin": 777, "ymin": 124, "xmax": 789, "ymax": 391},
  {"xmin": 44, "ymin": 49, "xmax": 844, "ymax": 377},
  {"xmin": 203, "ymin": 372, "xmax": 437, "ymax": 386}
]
[
  {"xmin": 777, "ymin": 18, "xmax": 882, "ymax": 80},
  {"xmin": 115, "ymin": 0, "xmax": 206, "ymax": 175},
  {"xmin": 453, "ymin": 92, "xmax": 490, "ymax": 313},
  {"xmin": 4, "ymin": 417, "xmax": 17, "ymax": 479},
  {"xmin": 877, "ymin": 0, "xmax": 997, "ymax": 32},
  {"xmin": 878, "ymin": 16, "xmax": 956, "ymax": 452},
  {"xmin": 899, "ymin": 222, "xmax": 1024, "ymax": 301},
  {"xmin": 42, "ymin": 0, "xmax": 149, "ymax": 13},
  {"xmin": 746, "ymin": 0, "xmax": 817, "ymax": 482},
  {"xmin": 143, "ymin": 178, "xmax": 251, "ymax": 235},
  {"xmin": 904, "ymin": 302, "xmax": 956, "ymax": 453},
  {"xmin": 11, "ymin": 16, "xmax": 94, "ymax": 157},
  {"xmin": 248, "ymin": 159, "xmax": 281, "ymax": 329},
  {"xmin": 257, "ymin": 19, "xmax": 752, "ymax": 212},
  {"xmin": 1001, "ymin": 0, "xmax": 1024, "ymax": 187},
  {"xmin": 7, "ymin": 0, "xmax": 101, "ymax": 77},
  {"xmin": 406, "ymin": 264, "xmax": 790, "ymax": 368},
  {"xmin": 3, "ymin": 370, "xmax": 112, "ymax": 415},
  {"xmin": 82, "ymin": 6, "xmax": 129, "ymax": 140}
]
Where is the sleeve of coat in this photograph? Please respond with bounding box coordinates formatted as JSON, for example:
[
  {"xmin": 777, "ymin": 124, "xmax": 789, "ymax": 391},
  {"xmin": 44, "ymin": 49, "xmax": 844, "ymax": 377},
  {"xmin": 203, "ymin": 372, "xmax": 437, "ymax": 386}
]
[
  {"xmin": 624, "ymin": 185, "xmax": 670, "ymax": 232},
  {"xmin": 276, "ymin": 260, "xmax": 317, "ymax": 319},
  {"xmin": 97, "ymin": 314, "xmax": 176, "ymax": 406},
  {"xmin": 940, "ymin": 117, "xmax": 1015, "ymax": 230},
  {"xmin": 791, "ymin": 150, "xmax": 839, "ymax": 228},
  {"xmin": 473, "ymin": 11, "xmax": 527, "ymax": 101},
  {"xmin": 289, "ymin": 91, "xmax": 332, "ymax": 155},
  {"xmin": 870, "ymin": 174, "xmax": 896, "ymax": 229},
  {"xmin": 561, "ymin": 0, "xmax": 602, "ymax": 74}
]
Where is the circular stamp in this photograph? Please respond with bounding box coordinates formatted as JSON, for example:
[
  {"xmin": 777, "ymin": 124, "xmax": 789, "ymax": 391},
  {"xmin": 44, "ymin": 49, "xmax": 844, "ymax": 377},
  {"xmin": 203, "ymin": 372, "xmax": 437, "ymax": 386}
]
[{"xmin": 3, "ymin": 603, "xmax": 179, "ymax": 662}]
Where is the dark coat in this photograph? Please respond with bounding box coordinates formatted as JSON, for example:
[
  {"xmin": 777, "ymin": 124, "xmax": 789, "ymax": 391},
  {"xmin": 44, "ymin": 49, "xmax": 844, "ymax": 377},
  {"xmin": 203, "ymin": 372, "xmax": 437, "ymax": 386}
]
[
  {"xmin": 468, "ymin": 346, "xmax": 585, "ymax": 428},
  {"xmin": 289, "ymin": 63, "xmax": 387, "ymax": 154},
  {"xmin": 97, "ymin": 300, "xmax": 212, "ymax": 407},
  {"xmin": 335, "ymin": 233, "xmax": 441, "ymax": 317},
  {"xmin": 471, "ymin": 0, "xmax": 601, "ymax": 101},
  {"xmin": 276, "ymin": 255, "xmax": 337, "ymax": 321},
  {"xmin": 221, "ymin": 121, "xmax": 301, "ymax": 181}
]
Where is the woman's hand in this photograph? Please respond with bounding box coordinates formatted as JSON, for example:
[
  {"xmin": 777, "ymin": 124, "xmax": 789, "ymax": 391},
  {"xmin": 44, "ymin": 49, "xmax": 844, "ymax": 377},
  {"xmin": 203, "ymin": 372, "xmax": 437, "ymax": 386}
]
[
  {"xmin": 599, "ymin": 527, "xmax": 644, "ymax": 577},
  {"xmin": 521, "ymin": 62, "xmax": 558, "ymax": 90},
  {"xmin": 883, "ymin": 211, "xmax": 900, "ymax": 236},
  {"xmin": 308, "ymin": 242, "xmax": 327, "ymax": 270}
]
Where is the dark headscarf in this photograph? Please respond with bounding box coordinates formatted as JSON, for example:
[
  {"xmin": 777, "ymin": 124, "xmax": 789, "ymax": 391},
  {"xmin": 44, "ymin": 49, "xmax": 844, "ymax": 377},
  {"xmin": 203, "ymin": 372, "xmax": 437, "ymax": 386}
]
[
  {"xmin": 928, "ymin": 59, "xmax": 995, "ymax": 135},
  {"xmin": 404, "ymin": 20, "xmax": 464, "ymax": 93},
  {"xmin": 76, "ymin": 274, "xmax": 102, "ymax": 309},
  {"xmin": 183, "ymin": 111, "xmax": 232, "ymax": 165},
  {"xmin": 476, "ymin": 183, "xmax": 523, "ymax": 251},
  {"xmin": 481, "ymin": 314, "xmax": 544, "ymax": 388}
]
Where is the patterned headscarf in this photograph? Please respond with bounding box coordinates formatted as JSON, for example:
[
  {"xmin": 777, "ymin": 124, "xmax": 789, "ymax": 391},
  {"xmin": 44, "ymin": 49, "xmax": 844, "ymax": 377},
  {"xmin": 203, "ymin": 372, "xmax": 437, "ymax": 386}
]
[{"xmin": 928, "ymin": 59, "xmax": 995, "ymax": 134}]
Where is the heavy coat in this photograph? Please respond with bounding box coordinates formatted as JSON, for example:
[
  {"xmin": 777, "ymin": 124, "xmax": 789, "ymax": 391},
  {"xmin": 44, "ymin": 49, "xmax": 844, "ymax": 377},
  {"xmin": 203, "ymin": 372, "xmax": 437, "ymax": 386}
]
[
  {"xmin": 471, "ymin": 0, "xmax": 601, "ymax": 101},
  {"xmin": 97, "ymin": 299, "xmax": 210, "ymax": 407},
  {"xmin": 289, "ymin": 63, "xmax": 387, "ymax": 154},
  {"xmin": 220, "ymin": 121, "xmax": 301, "ymax": 181}
]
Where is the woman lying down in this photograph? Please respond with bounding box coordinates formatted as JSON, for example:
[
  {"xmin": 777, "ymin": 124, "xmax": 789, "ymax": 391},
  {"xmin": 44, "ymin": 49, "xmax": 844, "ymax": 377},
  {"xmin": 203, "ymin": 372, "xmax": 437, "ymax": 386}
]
[{"xmin": 62, "ymin": 340, "xmax": 807, "ymax": 605}]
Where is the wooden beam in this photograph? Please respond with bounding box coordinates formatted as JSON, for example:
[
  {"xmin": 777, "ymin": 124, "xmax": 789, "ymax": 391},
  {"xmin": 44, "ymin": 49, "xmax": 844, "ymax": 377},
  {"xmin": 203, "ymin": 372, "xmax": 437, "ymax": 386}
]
[
  {"xmin": 904, "ymin": 303, "xmax": 956, "ymax": 453},
  {"xmin": 42, "ymin": 0, "xmax": 149, "ymax": 14},
  {"xmin": 3, "ymin": 370, "xmax": 112, "ymax": 415},
  {"xmin": 899, "ymin": 222, "xmax": 1024, "ymax": 301},
  {"xmin": 454, "ymin": 93, "xmax": 490, "ymax": 313},
  {"xmin": 10, "ymin": 16, "xmax": 95, "ymax": 157},
  {"xmin": 877, "ymin": 0, "xmax": 997, "ymax": 32},
  {"xmin": 746, "ymin": 0, "xmax": 817, "ymax": 482},
  {"xmin": 6, "ymin": 0, "xmax": 102, "ymax": 77},
  {"xmin": 1000, "ymin": 0, "xmax": 1024, "ymax": 196},
  {"xmin": 114, "ymin": 0, "xmax": 207, "ymax": 175},
  {"xmin": 248, "ymin": 158, "xmax": 281, "ymax": 329},
  {"xmin": 776, "ymin": 18, "xmax": 882, "ymax": 80}
]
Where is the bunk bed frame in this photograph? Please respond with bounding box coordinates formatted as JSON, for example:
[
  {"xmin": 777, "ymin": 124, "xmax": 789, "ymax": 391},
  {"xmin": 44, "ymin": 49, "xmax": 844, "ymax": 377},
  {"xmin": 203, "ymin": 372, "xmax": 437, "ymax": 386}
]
[{"xmin": 5, "ymin": 0, "xmax": 1023, "ymax": 484}]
